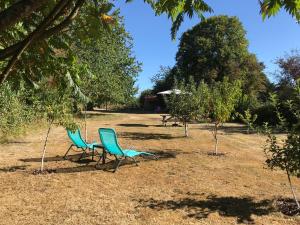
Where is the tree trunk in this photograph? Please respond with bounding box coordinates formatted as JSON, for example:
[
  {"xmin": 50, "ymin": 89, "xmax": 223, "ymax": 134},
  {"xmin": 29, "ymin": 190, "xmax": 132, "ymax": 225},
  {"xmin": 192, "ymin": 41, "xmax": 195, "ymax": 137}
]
[
  {"xmin": 286, "ymin": 169, "xmax": 300, "ymax": 209},
  {"xmin": 184, "ymin": 121, "xmax": 188, "ymax": 137},
  {"xmin": 84, "ymin": 104, "xmax": 87, "ymax": 142},
  {"xmin": 40, "ymin": 119, "xmax": 53, "ymax": 172},
  {"xmin": 214, "ymin": 123, "xmax": 219, "ymax": 155}
]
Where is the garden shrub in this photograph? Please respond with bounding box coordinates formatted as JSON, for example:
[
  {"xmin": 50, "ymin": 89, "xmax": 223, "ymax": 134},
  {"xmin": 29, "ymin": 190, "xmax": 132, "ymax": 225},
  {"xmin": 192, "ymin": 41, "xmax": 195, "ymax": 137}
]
[
  {"xmin": 0, "ymin": 83, "xmax": 40, "ymax": 140},
  {"xmin": 253, "ymin": 104, "xmax": 278, "ymax": 126}
]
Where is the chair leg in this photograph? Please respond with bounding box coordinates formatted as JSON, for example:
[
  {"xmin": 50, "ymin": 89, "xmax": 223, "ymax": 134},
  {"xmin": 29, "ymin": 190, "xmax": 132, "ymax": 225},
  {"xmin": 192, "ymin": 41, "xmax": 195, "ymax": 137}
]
[
  {"xmin": 113, "ymin": 158, "xmax": 122, "ymax": 173},
  {"xmin": 95, "ymin": 150, "xmax": 107, "ymax": 168},
  {"xmin": 153, "ymin": 155, "xmax": 159, "ymax": 160},
  {"xmin": 63, "ymin": 145, "xmax": 73, "ymax": 159},
  {"xmin": 78, "ymin": 149, "xmax": 86, "ymax": 161},
  {"xmin": 102, "ymin": 150, "xmax": 106, "ymax": 164},
  {"xmin": 95, "ymin": 155, "xmax": 103, "ymax": 168},
  {"xmin": 131, "ymin": 157, "xmax": 139, "ymax": 166}
]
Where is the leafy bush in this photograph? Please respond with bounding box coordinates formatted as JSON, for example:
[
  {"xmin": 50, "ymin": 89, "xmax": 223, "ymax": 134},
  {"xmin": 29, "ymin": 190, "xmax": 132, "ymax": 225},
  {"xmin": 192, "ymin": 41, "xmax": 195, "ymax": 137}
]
[
  {"xmin": 0, "ymin": 83, "xmax": 37, "ymax": 140},
  {"xmin": 208, "ymin": 78, "xmax": 242, "ymax": 154},
  {"xmin": 264, "ymin": 80, "xmax": 300, "ymax": 210},
  {"xmin": 169, "ymin": 79, "xmax": 210, "ymax": 137},
  {"xmin": 265, "ymin": 133, "xmax": 300, "ymax": 209},
  {"xmin": 253, "ymin": 104, "xmax": 278, "ymax": 126},
  {"xmin": 237, "ymin": 109, "xmax": 257, "ymax": 134}
]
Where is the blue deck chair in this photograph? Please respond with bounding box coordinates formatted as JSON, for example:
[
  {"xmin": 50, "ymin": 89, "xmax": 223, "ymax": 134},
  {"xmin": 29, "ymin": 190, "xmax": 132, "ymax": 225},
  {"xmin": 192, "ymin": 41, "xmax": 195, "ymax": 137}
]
[
  {"xmin": 98, "ymin": 128, "xmax": 156, "ymax": 172},
  {"xmin": 64, "ymin": 129, "xmax": 103, "ymax": 161}
]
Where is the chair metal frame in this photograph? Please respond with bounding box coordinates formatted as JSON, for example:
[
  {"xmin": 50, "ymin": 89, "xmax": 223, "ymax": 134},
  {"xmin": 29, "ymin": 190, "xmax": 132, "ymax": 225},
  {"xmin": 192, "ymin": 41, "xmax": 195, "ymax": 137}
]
[
  {"xmin": 97, "ymin": 128, "xmax": 157, "ymax": 172},
  {"xmin": 64, "ymin": 129, "xmax": 103, "ymax": 161}
]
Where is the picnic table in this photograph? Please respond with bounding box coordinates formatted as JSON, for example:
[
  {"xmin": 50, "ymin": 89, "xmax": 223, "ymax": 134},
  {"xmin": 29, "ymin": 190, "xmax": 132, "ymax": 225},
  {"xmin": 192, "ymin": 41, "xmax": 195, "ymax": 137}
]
[{"xmin": 160, "ymin": 114, "xmax": 179, "ymax": 126}]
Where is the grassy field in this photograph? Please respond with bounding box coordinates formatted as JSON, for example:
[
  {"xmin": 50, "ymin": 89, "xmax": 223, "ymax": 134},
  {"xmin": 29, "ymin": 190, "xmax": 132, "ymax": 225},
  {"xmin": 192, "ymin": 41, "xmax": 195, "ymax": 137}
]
[{"xmin": 0, "ymin": 112, "xmax": 299, "ymax": 225}]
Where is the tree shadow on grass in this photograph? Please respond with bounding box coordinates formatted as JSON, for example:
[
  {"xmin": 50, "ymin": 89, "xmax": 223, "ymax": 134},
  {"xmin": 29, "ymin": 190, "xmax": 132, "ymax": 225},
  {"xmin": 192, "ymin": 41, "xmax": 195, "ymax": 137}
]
[
  {"xmin": 119, "ymin": 132, "xmax": 179, "ymax": 140},
  {"xmin": 198, "ymin": 125, "xmax": 250, "ymax": 135},
  {"xmin": 78, "ymin": 111, "xmax": 110, "ymax": 117},
  {"xmin": 54, "ymin": 159, "xmax": 138, "ymax": 173},
  {"xmin": 220, "ymin": 126, "xmax": 285, "ymax": 135},
  {"xmin": 2, "ymin": 141, "xmax": 34, "ymax": 144},
  {"xmin": 19, "ymin": 149, "xmax": 178, "ymax": 163},
  {"xmin": 20, "ymin": 155, "xmax": 65, "ymax": 163},
  {"xmin": 0, "ymin": 165, "xmax": 28, "ymax": 173},
  {"xmin": 221, "ymin": 126, "xmax": 248, "ymax": 134},
  {"xmin": 117, "ymin": 123, "xmax": 149, "ymax": 127},
  {"xmin": 19, "ymin": 153, "xmax": 95, "ymax": 163},
  {"xmin": 199, "ymin": 124, "xmax": 287, "ymax": 135},
  {"xmin": 17, "ymin": 149, "xmax": 178, "ymax": 174},
  {"xmin": 148, "ymin": 149, "xmax": 179, "ymax": 159},
  {"xmin": 54, "ymin": 150, "xmax": 178, "ymax": 173},
  {"xmin": 45, "ymin": 151, "xmax": 175, "ymax": 174},
  {"xmin": 136, "ymin": 195, "xmax": 274, "ymax": 224},
  {"xmin": 92, "ymin": 109, "xmax": 155, "ymax": 114}
]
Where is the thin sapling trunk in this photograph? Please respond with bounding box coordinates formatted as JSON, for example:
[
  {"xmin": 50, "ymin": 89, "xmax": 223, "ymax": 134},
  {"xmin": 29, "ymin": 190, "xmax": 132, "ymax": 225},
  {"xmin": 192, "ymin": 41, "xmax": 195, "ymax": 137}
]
[
  {"xmin": 286, "ymin": 169, "xmax": 300, "ymax": 209},
  {"xmin": 213, "ymin": 122, "xmax": 219, "ymax": 155},
  {"xmin": 184, "ymin": 121, "xmax": 188, "ymax": 137},
  {"xmin": 84, "ymin": 103, "xmax": 87, "ymax": 142},
  {"xmin": 40, "ymin": 119, "xmax": 54, "ymax": 172}
]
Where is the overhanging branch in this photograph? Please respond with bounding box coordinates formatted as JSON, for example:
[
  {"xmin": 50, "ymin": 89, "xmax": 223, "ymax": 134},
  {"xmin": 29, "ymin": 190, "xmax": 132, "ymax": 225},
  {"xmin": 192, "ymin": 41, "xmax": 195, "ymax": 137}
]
[
  {"xmin": 0, "ymin": 0, "xmax": 49, "ymax": 32},
  {"xmin": 0, "ymin": 0, "xmax": 75, "ymax": 60},
  {"xmin": 0, "ymin": 0, "xmax": 85, "ymax": 84}
]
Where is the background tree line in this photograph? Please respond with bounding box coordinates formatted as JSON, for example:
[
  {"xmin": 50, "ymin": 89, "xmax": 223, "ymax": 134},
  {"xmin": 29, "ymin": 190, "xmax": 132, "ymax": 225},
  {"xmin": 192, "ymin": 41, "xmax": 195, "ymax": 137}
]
[{"xmin": 144, "ymin": 15, "xmax": 300, "ymax": 129}]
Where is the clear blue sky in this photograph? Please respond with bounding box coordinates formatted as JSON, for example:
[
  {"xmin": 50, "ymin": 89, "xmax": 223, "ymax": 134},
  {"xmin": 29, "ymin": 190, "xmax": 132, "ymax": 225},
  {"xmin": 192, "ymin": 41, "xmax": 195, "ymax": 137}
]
[{"xmin": 115, "ymin": 0, "xmax": 300, "ymax": 93}]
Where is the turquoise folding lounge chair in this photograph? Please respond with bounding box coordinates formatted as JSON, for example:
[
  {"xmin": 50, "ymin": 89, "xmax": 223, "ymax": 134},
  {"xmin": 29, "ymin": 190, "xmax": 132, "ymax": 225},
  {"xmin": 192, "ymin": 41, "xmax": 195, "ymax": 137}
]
[
  {"xmin": 98, "ymin": 128, "xmax": 156, "ymax": 172},
  {"xmin": 64, "ymin": 129, "xmax": 103, "ymax": 161}
]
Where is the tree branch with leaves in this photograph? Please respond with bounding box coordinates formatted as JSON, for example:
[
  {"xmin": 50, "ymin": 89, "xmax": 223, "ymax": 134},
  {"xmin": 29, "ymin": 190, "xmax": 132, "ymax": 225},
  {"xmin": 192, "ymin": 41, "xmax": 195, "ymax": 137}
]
[
  {"xmin": 208, "ymin": 78, "xmax": 242, "ymax": 155},
  {"xmin": 0, "ymin": 0, "xmax": 214, "ymax": 84},
  {"xmin": 264, "ymin": 79, "xmax": 300, "ymax": 210},
  {"xmin": 168, "ymin": 79, "xmax": 210, "ymax": 137},
  {"xmin": 33, "ymin": 78, "xmax": 78, "ymax": 172}
]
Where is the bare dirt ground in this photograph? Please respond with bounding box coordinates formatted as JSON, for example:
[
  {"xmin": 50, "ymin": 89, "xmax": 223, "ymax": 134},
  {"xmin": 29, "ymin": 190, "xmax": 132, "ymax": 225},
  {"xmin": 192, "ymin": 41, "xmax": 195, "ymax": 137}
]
[{"xmin": 0, "ymin": 112, "xmax": 299, "ymax": 225}]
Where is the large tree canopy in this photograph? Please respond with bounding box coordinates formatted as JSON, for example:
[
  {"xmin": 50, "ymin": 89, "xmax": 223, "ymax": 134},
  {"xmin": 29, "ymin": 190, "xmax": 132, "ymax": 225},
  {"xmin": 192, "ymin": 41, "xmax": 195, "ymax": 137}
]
[
  {"xmin": 76, "ymin": 15, "xmax": 141, "ymax": 106},
  {"xmin": 175, "ymin": 16, "xmax": 250, "ymax": 84},
  {"xmin": 153, "ymin": 16, "xmax": 268, "ymax": 107},
  {"xmin": 276, "ymin": 50, "xmax": 300, "ymax": 86},
  {"xmin": 273, "ymin": 50, "xmax": 300, "ymax": 120}
]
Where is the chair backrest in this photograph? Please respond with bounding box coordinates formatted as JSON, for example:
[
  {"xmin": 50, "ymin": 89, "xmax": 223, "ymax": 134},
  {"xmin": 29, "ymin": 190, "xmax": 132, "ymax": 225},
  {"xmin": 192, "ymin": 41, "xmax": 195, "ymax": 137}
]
[
  {"xmin": 98, "ymin": 128, "xmax": 124, "ymax": 156},
  {"xmin": 67, "ymin": 129, "xmax": 87, "ymax": 148}
]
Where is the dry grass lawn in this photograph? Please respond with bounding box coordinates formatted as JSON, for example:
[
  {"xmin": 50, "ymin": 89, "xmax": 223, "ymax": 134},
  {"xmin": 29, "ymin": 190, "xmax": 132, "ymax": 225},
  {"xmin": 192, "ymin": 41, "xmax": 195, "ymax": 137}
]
[{"xmin": 0, "ymin": 112, "xmax": 299, "ymax": 225}]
